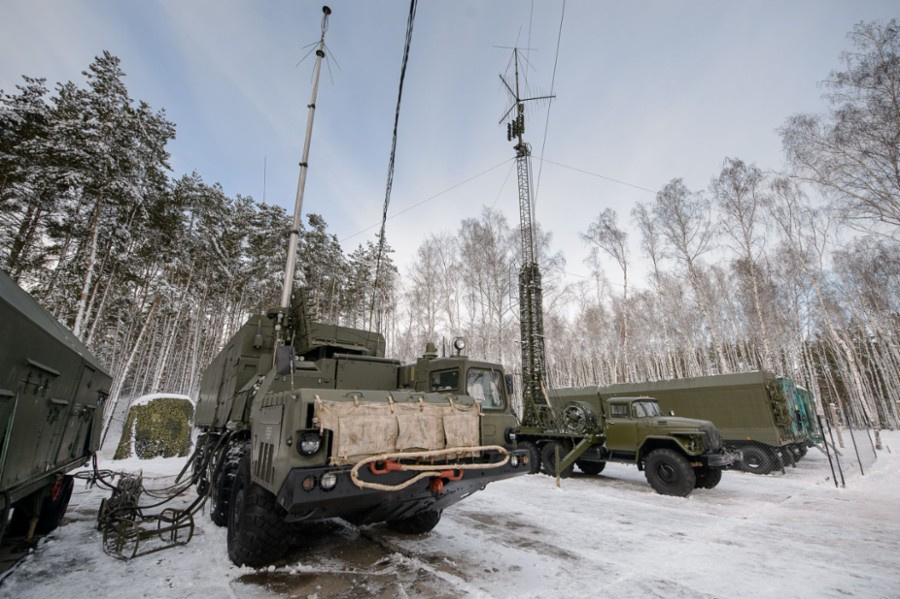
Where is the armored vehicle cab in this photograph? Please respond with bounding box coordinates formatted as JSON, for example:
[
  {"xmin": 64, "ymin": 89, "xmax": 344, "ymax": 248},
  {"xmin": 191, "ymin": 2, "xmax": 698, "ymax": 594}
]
[{"xmin": 0, "ymin": 269, "xmax": 111, "ymax": 544}]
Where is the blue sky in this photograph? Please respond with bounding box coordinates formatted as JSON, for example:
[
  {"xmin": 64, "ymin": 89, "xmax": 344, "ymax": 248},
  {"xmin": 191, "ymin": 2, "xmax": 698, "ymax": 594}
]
[{"xmin": 1, "ymin": 1, "xmax": 897, "ymax": 289}]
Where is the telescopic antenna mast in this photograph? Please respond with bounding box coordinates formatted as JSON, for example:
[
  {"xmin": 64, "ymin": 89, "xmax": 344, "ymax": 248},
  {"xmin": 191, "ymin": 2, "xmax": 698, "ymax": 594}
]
[{"xmin": 280, "ymin": 5, "xmax": 332, "ymax": 309}]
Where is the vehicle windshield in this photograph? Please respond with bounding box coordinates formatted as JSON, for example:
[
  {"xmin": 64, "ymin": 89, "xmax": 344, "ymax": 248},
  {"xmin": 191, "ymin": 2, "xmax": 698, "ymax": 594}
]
[
  {"xmin": 633, "ymin": 400, "xmax": 661, "ymax": 418},
  {"xmin": 466, "ymin": 368, "xmax": 504, "ymax": 409},
  {"xmin": 430, "ymin": 369, "xmax": 459, "ymax": 392}
]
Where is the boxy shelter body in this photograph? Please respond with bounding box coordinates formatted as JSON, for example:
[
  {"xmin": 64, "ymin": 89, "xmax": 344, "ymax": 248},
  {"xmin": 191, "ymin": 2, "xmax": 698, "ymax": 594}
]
[{"xmin": 0, "ymin": 270, "xmax": 111, "ymax": 542}]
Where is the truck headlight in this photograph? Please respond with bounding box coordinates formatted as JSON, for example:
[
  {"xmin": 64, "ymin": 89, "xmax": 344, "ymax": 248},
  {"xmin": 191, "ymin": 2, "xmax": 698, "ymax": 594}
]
[
  {"xmin": 298, "ymin": 431, "xmax": 322, "ymax": 456},
  {"xmin": 510, "ymin": 454, "xmax": 520, "ymax": 468},
  {"xmin": 320, "ymin": 471, "xmax": 338, "ymax": 491}
]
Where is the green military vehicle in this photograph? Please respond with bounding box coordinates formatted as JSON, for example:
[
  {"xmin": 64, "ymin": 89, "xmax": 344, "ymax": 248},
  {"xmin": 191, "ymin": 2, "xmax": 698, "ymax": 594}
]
[
  {"xmin": 0, "ymin": 269, "xmax": 111, "ymax": 545},
  {"xmin": 193, "ymin": 293, "xmax": 528, "ymax": 567},
  {"xmin": 514, "ymin": 389, "xmax": 737, "ymax": 496},
  {"xmin": 596, "ymin": 371, "xmax": 815, "ymax": 474},
  {"xmin": 190, "ymin": 6, "xmax": 526, "ymax": 568}
]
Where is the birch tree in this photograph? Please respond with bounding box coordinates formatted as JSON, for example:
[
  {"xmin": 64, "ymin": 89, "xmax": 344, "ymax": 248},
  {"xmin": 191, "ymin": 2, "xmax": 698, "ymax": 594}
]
[
  {"xmin": 711, "ymin": 158, "xmax": 775, "ymax": 370},
  {"xmin": 633, "ymin": 202, "xmax": 679, "ymax": 379},
  {"xmin": 781, "ymin": 19, "xmax": 900, "ymax": 236},
  {"xmin": 581, "ymin": 208, "xmax": 631, "ymax": 381},
  {"xmin": 652, "ymin": 179, "xmax": 728, "ymax": 373}
]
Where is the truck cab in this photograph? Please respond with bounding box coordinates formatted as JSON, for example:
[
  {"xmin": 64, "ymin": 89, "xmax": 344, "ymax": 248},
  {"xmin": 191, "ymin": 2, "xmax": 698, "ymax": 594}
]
[
  {"xmin": 604, "ymin": 397, "xmax": 658, "ymax": 459},
  {"xmin": 600, "ymin": 396, "xmax": 733, "ymax": 469}
]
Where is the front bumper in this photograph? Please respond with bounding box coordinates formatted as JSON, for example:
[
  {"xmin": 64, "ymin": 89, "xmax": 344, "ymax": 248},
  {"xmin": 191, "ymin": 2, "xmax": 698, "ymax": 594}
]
[
  {"xmin": 700, "ymin": 449, "xmax": 742, "ymax": 468},
  {"xmin": 275, "ymin": 448, "xmax": 529, "ymax": 525}
]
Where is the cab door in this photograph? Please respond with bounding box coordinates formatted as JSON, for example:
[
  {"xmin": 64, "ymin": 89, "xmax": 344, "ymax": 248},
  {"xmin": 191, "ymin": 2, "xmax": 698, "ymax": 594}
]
[{"xmin": 604, "ymin": 400, "xmax": 638, "ymax": 459}]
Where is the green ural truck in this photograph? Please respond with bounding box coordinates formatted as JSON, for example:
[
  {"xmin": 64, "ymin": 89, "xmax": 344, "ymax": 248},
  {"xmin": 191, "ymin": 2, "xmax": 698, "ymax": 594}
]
[
  {"xmin": 193, "ymin": 292, "xmax": 529, "ymax": 567},
  {"xmin": 515, "ymin": 388, "xmax": 738, "ymax": 497},
  {"xmin": 0, "ymin": 270, "xmax": 111, "ymax": 545},
  {"xmin": 597, "ymin": 371, "xmax": 816, "ymax": 474}
]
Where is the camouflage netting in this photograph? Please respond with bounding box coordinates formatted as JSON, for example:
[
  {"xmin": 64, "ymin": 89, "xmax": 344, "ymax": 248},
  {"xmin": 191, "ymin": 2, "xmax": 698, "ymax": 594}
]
[
  {"xmin": 114, "ymin": 397, "xmax": 194, "ymax": 460},
  {"xmin": 314, "ymin": 398, "xmax": 481, "ymax": 465}
]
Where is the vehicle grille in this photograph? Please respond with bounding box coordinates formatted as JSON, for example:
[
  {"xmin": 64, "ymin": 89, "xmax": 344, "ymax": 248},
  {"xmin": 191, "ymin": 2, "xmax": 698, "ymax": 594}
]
[
  {"xmin": 255, "ymin": 441, "xmax": 275, "ymax": 484},
  {"xmin": 702, "ymin": 427, "xmax": 721, "ymax": 451}
]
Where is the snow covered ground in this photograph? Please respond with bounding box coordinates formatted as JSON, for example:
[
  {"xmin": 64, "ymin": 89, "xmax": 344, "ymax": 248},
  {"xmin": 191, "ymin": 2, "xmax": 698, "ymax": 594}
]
[{"xmin": 1, "ymin": 431, "xmax": 898, "ymax": 599}]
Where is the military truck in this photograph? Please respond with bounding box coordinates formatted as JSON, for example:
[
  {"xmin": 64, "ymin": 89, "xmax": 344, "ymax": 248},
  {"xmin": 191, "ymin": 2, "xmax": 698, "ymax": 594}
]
[
  {"xmin": 596, "ymin": 371, "xmax": 816, "ymax": 474},
  {"xmin": 514, "ymin": 388, "xmax": 737, "ymax": 496},
  {"xmin": 193, "ymin": 293, "xmax": 529, "ymax": 567},
  {"xmin": 0, "ymin": 269, "xmax": 111, "ymax": 545},
  {"xmin": 190, "ymin": 6, "xmax": 526, "ymax": 568}
]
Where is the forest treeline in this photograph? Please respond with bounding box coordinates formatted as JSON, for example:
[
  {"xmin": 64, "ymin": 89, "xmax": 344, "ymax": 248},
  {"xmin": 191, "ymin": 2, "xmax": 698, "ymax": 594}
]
[{"xmin": 1, "ymin": 22, "xmax": 898, "ymax": 434}]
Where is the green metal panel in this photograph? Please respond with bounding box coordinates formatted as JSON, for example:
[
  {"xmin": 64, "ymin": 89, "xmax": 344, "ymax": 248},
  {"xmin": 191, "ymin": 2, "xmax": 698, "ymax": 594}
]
[{"xmin": 0, "ymin": 270, "xmax": 111, "ymax": 505}]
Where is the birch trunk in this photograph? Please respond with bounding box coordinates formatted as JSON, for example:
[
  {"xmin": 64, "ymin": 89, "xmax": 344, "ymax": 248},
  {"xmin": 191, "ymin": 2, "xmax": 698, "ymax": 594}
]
[{"xmin": 101, "ymin": 295, "xmax": 161, "ymax": 444}]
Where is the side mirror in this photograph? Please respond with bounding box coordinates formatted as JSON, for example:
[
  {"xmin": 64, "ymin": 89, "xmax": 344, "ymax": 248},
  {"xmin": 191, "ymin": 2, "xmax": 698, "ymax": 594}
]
[
  {"xmin": 504, "ymin": 373, "xmax": 515, "ymax": 396},
  {"xmin": 275, "ymin": 345, "xmax": 295, "ymax": 376}
]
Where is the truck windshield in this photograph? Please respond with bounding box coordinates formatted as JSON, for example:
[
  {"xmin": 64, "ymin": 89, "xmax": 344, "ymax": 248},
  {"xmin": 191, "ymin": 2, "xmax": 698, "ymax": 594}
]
[
  {"xmin": 466, "ymin": 368, "xmax": 504, "ymax": 409},
  {"xmin": 633, "ymin": 401, "xmax": 661, "ymax": 418},
  {"xmin": 430, "ymin": 369, "xmax": 459, "ymax": 392}
]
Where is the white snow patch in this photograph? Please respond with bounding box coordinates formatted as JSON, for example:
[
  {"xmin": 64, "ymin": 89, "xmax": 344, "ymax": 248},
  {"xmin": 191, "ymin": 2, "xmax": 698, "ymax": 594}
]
[{"xmin": 128, "ymin": 393, "xmax": 195, "ymax": 407}]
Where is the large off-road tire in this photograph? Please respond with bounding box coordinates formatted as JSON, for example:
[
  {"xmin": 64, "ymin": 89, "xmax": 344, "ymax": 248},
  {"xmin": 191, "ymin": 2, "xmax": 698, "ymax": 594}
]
[
  {"xmin": 386, "ymin": 509, "xmax": 442, "ymax": 535},
  {"xmin": 8, "ymin": 475, "xmax": 75, "ymax": 537},
  {"xmin": 211, "ymin": 443, "xmax": 244, "ymax": 526},
  {"xmin": 576, "ymin": 460, "xmax": 606, "ymax": 475},
  {"xmin": 693, "ymin": 466, "xmax": 723, "ymax": 489},
  {"xmin": 518, "ymin": 441, "xmax": 542, "ymax": 474},
  {"xmin": 739, "ymin": 445, "xmax": 774, "ymax": 475},
  {"xmin": 227, "ymin": 453, "xmax": 290, "ymax": 568},
  {"xmin": 644, "ymin": 449, "xmax": 696, "ymax": 497},
  {"xmin": 34, "ymin": 475, "xmax": 75, "ymax": 535},
  {"xmin": 540, "ymin": 441, "xmax": 574, "ymax": 478}
]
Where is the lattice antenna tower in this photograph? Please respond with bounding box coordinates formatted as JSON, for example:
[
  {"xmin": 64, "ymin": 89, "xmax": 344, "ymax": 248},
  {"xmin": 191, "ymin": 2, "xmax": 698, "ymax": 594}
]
[
  {"xmin": 499, "ymin": 49, "xmax": 554, "ymax": 268},
  {"xmin": 500, "ymin": 49, "xmax": 555, "ymax": 420}
]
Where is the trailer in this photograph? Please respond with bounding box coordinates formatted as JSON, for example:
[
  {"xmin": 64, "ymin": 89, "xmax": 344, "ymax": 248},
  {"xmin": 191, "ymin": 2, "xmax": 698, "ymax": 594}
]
[{"xmin": 0, "ymin": 270, "xmax": 111, "ymax": 543}]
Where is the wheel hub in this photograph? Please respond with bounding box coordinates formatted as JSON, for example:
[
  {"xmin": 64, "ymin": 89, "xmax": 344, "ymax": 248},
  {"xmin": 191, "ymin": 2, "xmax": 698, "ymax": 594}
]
[{"xmin": 657, "ymin": 463, "xmax": 677, "ymax": 484}]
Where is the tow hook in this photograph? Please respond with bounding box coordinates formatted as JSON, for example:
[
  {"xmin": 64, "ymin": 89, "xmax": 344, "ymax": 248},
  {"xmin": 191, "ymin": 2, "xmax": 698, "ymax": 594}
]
[
  {"xmin": 369, "ymin": 460, "xmax": 404, "ymax": 475},
  {"xmin": 429, "ymin": 469, "xmax": 464, "ymax": 495}
]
